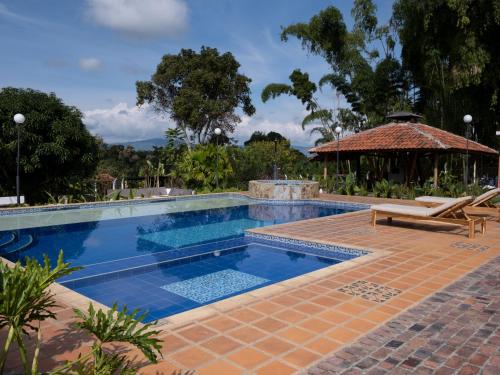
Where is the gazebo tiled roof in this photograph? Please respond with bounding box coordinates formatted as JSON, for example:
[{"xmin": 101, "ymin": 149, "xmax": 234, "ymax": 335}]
[{"xmin": 309, "ymin": 122, "xmax": 498, "ymax": 155}]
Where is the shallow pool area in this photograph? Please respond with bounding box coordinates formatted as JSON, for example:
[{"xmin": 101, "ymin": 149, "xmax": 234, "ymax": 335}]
[{"xmin": 0, "ymin": 194, "xmax": 368, "ymax": 321}]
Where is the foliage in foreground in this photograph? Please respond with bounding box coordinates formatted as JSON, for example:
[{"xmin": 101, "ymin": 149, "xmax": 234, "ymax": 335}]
[
  {"xmin": 0, "ymin": 252, "xmax": 162, "ymax": 375},
  {"xmin": 0, "ymin": 251, "xmax": 79, "ymax": 373}
]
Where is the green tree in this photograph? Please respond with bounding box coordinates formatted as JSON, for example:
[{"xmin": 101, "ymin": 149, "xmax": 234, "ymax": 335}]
[
  {"xmin": 244, "ymin": 131, "xmax": 286, "ymax": 146},
  {"xmin": 136, "ymin": 47, "xmax": 256, "ymax": 149},
  {"xmin": 0, "ymin": 88, "xmax": 99, "ymax": 203},
  {"xmin": 392, "ymin": 0, "xmax": 500, "ymax": 146},
  {"xmin": 262, "ymin": 1, "xmax": 410, "ymax": 132},
  {"xmin": 173, "ymin": 144, "xmax": 233, "ymax": 190}
]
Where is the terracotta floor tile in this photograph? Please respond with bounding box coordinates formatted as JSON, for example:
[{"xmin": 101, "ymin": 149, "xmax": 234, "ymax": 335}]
[
  {"xmin": 251, "ymin": 301, "xmax": 284, "ymax": 315},
  {"xmin": 288, "ymin": 289, "xmax": 318, "ymax": 299},
  {"xmin": 204, "ymin": 316, "xmax": 241, "ymax": 332},
  {"xmin": 361, "ymin": 310, "xmax": 392, "ymax": 323},
  {"xmin": 311, "ymin": 295, "xmax": 342, "ymax": 307},
  {"xmin": 201, "ymin": 335, "xmax": 241, "ymax": 355},
  {"xmin": 336, "ymin": 302, "xmax": 368, "ymax": 315},
  {"xmin": 227, "ymin": 347, "xmax": 269, "ymax": 369},
  {"xmin": 178, "ymin": 325, "xmax": 217, "ymax": 343},
  {"xmin": 306, "ymin": 337, "xmax": 341, "ymax": 355},
  {"xmin": 278, "ymin": 327, "xmax": 315, "ymax": 343},
  {"xmin": 298, "ymin": 317, "xmax": 333, "ymax": 333},
  {"xmin": 256, "ymin": 361, "xmax": 296, "ymax": 375},
  {"xmin": 376, "ymin": 304, "xmax": 401, "ymax": 315},
  {"xmin": 197, "ymin": 360, "xmax": 243, "ymax": 375},
  {"xmin": 227, "ymin": 308, "xmax": 264, "ymax": 323},
  {"xmin": 138, "ymin": 361, "xmax": 179, "ymax": 374},
  {"xmin": 293, "ymin": 303, "xmax": 323, "ymax": 315},
  {"xmin": 317, "ymin": 310, "xmax": 351, "ymax": 324},
  {"xmin": 282, "ymin": 348, "xmax": 321, "ymax": 367},
  {"xmin": 327, "ymin": 326, "xmax": 359, "ymax": 343},
  {"xmin": 274, "ymin": 309, "xmax": 307, "ymax": 324},
  {"xmin": 252, "ymin": 317, "xmax": 287, "ymax": 333},
  {"xmin": 159, "ymin": 334, "xmax": 189, "ymax": 354},
  {"xmin": 386, "ymin": 297, "xmax": 414, "ymax": 309},
  {"xmin": 171, "ymin": 347, "xmax": 214, "ymax": 368},
  {"xmin": 270, "ymin": 294, "xmax": 301, "ymax": 306},
  {"xmin": 254, "ymin": 336, "xmax": 294, "ymax": 355},
  {"xmin": 344, "ymin": 318, "xmax": 378, "ymax": 332},
  {"xmin": 228, "ymin": 326, "xmax": 266, "ymax": 343}
]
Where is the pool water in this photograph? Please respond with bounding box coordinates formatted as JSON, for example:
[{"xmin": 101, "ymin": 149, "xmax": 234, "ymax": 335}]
[
  {"xmin": 0, "ymin": 196, "xmax": 365, "ymax": 321},
  {"xmin": 62, "ymin": 238, "xmax": 353, "ymax": 321}
]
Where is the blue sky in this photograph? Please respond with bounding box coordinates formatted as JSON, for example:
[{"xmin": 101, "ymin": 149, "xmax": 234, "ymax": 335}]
[{"xmin": 0, "ymin": 0, "xmax": 394, "ymax": 145}]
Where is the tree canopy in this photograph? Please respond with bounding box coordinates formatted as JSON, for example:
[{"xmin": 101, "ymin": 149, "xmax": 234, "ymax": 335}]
[
  {"xmin": 0, "ymin": 88, "xmax": 99, "ymax": 203},
  {"xmin": 392, "ymin": 0, "xmax": 500, "ymax": 146},
  {"xmin": 262, "ymin": 0, "xmax": 410, "ymax": 138},
  {"xmin": 244, "ymin": 131, "xmax": 286, "ymax": 146},
  {"xmin": 136, "ymin": 46, "xmax": 256, "ymax": 149}
]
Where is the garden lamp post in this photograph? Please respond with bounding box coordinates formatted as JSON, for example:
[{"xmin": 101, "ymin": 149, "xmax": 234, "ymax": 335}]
[
  {"xmin": 214, "ymin": 127, "xmax": 222, "ymax": 189},
  {"xmin": 335, "ymin": 125, "xmax": 342, "ymax": 192},
  {"xmin": 273, "ymin": 139, "xmax": 278, "ymax": 180},
  {"xmin": 496, "ymin": 130, "xmax": 500, "ymax": 188},
  {"xmin": 463, "ymin": 114, "xmax": 472, "ymax": 185},
  {"xmin": 13, "ymin": 113, "xmax": 25, "ymax": 205}
]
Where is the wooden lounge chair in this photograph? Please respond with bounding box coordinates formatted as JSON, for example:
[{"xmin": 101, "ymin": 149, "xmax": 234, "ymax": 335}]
[
  {"xmin": 416, "ymin": 188, "xmax": 500, "ymax": 221},
  {"xmin": 370, "ymin": 196, "xmax": 486, "ymax": 239}
]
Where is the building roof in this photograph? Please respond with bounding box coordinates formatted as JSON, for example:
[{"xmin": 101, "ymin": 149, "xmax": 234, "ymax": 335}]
[{"xmin": 309, "ymin": 122, "xmax": 498, "ymax": 155}]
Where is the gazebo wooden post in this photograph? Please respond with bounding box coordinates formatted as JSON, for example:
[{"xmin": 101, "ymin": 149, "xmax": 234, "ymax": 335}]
[
  {"xmin": 355, "ymin": 154, "xmax": 361, "ymax": 183},
  {"xmin": 408, "ymin": 152, "xmax": 418, "ymax": 184},
  {"xmin": 323, "ymin": 154, "xmax": 328, "ymax": 179},
  {"xmin": 496, "ymin": 154, "xmax": 500, "ymax": 188},
  {"xmin": 433, "ymin": 153, "xmax": 439, "ymax": 188}
]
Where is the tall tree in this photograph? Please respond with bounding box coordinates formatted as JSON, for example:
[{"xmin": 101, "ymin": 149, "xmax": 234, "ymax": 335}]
[
  {"xmin": 0, "ymin": 88, "xmax": 99, "ymax": 203},
  {"xmin": 392, "ymin": 0, "xmax": 500, "ymax": 146},
  {"xmin": 262, "ymin": 1, "xmax": 410, "ymax": 139},
  {"xmin": 136, "ymin": 47, "xmax": 255, "ymax": 149}
]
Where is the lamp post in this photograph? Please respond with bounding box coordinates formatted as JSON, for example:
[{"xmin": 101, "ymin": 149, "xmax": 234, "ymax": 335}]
[
  {"xmin": 463, "ymin": 114, "xmax": 472, "ymax": 186},
  {"xmin": 496, "ymin": 130, "xmax": 500, "ymax": 188},
  {"xmin": 273, "ymin": 139, "xmax": 278, "ymax": 180},
  {"xmin": 214, "ymin": 127, "xmax": 221, "ymax": 189},
  {"xmin": 335, "ymin": 126, "xmax": 342, "ymax": 192},
  {"xmin": 13, "ymin": 113, "xmax": 25, "ymax": 205}
]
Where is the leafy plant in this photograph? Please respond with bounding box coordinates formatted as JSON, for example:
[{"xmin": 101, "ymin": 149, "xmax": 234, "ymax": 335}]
[
  {"xmin": 53, "ymin": 304, "xmax": 162, "ymax": 374},
  {"xmin": 373, "ymin": 179, "xmax": 394, "ymax": 198},
  {"xmin": 339, "ymin": 173, "xmax": 358, "ymax": 195},
  {"xmin": 0, "ymin": 251, "xmax": 80, "ymax": 373}
]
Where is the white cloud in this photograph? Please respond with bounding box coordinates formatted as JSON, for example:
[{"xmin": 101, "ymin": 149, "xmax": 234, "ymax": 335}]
[
  {"xmin": 83, "ymin": 102, "xmax": 173, "ymax": 143},
  {"xmin": 86, "ymin": 0, "xmax": 188, "ymax": 38},
  {"xmin": 79, "ymin": 57, "xmax": 103, "ymax": 71}
]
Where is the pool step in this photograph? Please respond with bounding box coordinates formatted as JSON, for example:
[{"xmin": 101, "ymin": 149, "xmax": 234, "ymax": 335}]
[
  {"xmin": 0, "ymin": 233, "xmax": 34, "ymax": 254},
  {"xmin": 0, "ymin": 232, "xmax": 16, "ymax": 248}
]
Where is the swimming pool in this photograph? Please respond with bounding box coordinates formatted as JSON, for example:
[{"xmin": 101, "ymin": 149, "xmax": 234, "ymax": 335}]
[{"xmin": 0, "ymin": 195, "xmax": 367, "ymax": 321}]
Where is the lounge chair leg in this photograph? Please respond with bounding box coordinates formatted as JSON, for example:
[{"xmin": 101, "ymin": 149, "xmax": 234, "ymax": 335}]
[
  {"xmin": 468, "ymin": 220, "xmax": 475, "ymax": 239},
  {"xmin": 371, "ymin": 211, "xmax": 376, "ymax": 227},
  {"xmin": 481, "ymin": 219, "xmax": 486, "ymax": 235}
]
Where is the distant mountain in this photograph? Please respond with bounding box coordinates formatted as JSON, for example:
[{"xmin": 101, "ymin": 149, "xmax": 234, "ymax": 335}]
[
  {"xmin": 111, "ymin": 138, "xmax": 165, "ymax": 150},
  {"xmin": 112, "ymin": 138, "xmax": 313, "ymax": 155}
]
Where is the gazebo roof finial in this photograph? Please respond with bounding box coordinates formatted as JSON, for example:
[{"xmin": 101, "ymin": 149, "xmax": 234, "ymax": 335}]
[{"xmin": 386, "ymin": 111, "xmax": 423, "ymax": 123}]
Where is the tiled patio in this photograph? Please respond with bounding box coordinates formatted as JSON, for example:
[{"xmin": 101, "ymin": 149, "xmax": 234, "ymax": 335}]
[{"xmin": 2, "ymin": 194, "xmax": 499, "ymax": 374}]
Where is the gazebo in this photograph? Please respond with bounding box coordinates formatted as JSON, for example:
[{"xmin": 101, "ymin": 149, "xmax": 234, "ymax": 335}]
[{"xmin": 310, "ymin": 121, "xmax": 499, "ymax": 187}]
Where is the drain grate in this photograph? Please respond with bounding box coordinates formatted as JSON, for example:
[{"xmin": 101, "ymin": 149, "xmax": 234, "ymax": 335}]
[
  {"xmin": 450, "ymin": 242, "xmax": 489, "ymax": 252},
  {"xmin": 338, "ymin": 280, "xmax": 401, "ymax": 303}
]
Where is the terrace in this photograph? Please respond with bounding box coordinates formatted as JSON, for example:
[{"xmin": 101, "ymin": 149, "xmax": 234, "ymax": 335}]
[{"xmin": 2, "ymin": 193, "xmax": 498, "ymax": 374}]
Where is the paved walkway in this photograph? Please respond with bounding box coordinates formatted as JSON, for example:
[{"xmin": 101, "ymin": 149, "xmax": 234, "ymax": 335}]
[{"xmin": 307, "ymin": 256, "xmax": 500, "ymax": 375}]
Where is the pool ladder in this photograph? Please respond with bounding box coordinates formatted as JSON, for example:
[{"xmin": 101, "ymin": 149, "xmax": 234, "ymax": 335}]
[{"xmin": 0, "ymin": 231, "xmax": 34, "ymax": 254}]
